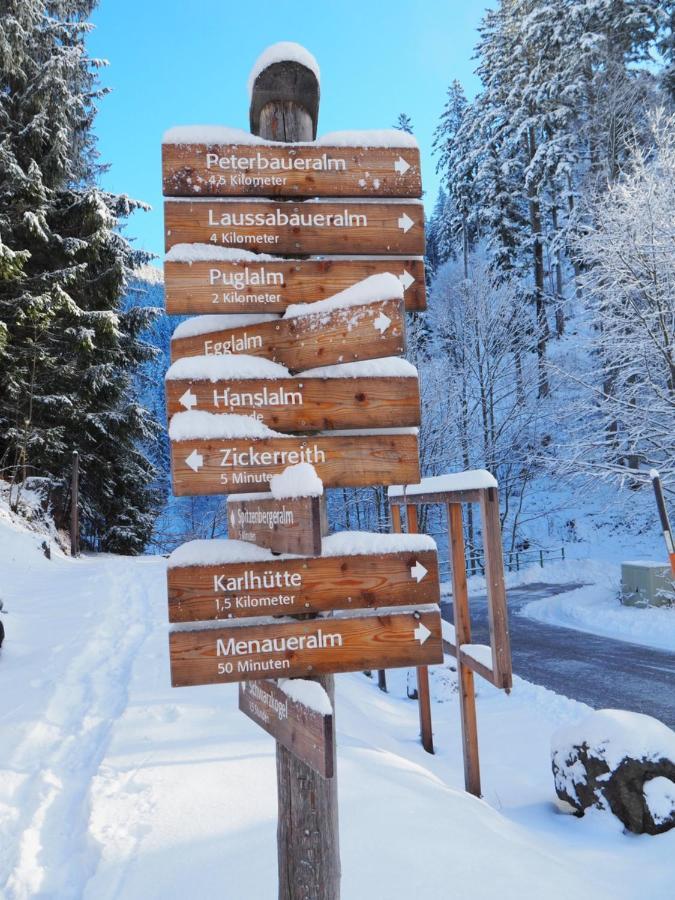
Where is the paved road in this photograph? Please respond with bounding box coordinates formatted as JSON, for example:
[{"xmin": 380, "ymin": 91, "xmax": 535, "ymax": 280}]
[{"xmin": 440, "ymin": 582, "xmax": 675, "ymax": 728}]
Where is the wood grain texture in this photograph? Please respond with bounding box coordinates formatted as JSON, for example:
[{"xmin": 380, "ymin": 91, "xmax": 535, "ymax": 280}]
[
  {"xmin": 227, "ymin": 494, "xmax": 326, "ymax": 556},
  {"xmin": 164, "ymin": 199, "xmax": 425, "ymax": 255},
  {"xmin": 170, "ymin": 297, "xmax": 406, "ymax": 372},
  {"xmin": 167, "ymin": 548, "xmax": 440, "ymax": 623},
  {"xmin": 166, "ymin": 374, "xmax": 421, "ymax": 432},
  {"xmin": 389, "ymin": 488, "xmax": 483, "ymax": 506},
  {"xmin": 239, "ymin": 679, "xmax": 334, "ymax": 778},
  {"xmin": 163, "ymin": 143, "xmax": 422, "ymax": 198},
  {"xmin": 164, "ymin": 256, "xmax": 426, "ymax": 314},
  {"xmin": 169, "ymin": 609, "xmax": 443, "ymax": 686},
  {"xmin": 170, "ymin": 432, "xmax": 420, "ymax": 496}
]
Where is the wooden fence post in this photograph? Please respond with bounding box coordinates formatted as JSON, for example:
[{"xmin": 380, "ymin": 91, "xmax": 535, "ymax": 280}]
[
  {"xmin": 250, "ymin": 52, "xmax": 340, "ymax": 900},
  {"xmin": 405, "ymin": 503, "xmax": 433, "ymax": 754},
  {"xmin": 70, "ymin": 450, "xmax": 79, "ymax": 557}
]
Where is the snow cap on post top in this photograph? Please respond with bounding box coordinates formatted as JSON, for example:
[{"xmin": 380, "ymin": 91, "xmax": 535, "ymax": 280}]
[{"xmin": 249, "ymin": 42, "xmax": 320, "ymax": 140}]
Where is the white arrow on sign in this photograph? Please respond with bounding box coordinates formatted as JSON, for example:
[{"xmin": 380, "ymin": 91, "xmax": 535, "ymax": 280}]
[
  {"xmin": 179, "ymin": 388, "xmax": 197, "ymax": 411},
  {"xmin": 373, "ymin": 311, "xmax": 392, "ymax": 335},
  {"xmin": 410, "ymin": 561, "xmax": 428, "ymax": 583},
  {"xmin": 394, "ymin": 156, "xmax": 411, "ymax": 176},
  {"xmin": 398, "ymin": 269, "xmax": 415, "ymax": 291},
  {"xmin": 414, "ymin": 622, "xmax": 431, "ymax": 645},
  {"xmin": 398, "ymin": 213, "xmax": 414, "ymax": 234},
  {"xmin": 185, "ymin": 449, "xmax": 204, "ymax": 473}
]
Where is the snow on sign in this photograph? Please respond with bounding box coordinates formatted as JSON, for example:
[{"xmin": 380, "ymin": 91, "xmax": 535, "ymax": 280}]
[
  {"xmin": 162, "ymin": 141, "xmax": 422, "ymax": 198},
  {"xmin": 164, "ymin": 357, "xmax": 421, "ymax": 432},
  {"xmin": 164, "ymin": 251, "xmax": 426, "ymax": 314},
  {"xmin": 238, "ymin": 679, "xmax": 335, "ymax": 779},
  {"xmin": 166, "ymin": 536, "xmax": 440, "ymax": 622},
  {"xmin": 228, "ymin": 494, "xmax": 325, "ymax": 556},
  {"xmin": 164, "ymin": 198, "xmax": 425, "ymax": 256},
  {"xmin": 169, "ymin": 608, "xmax": 443, "ymax": 687}
]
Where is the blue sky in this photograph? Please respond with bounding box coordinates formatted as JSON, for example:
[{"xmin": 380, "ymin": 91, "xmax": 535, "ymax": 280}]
[{"xmin": 88, "ymin": 0, "xmax": 491, "ymax": 264}]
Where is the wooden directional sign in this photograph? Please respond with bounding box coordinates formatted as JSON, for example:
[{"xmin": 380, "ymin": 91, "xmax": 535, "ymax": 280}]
[
  {"xmin": 239, "ymin": 679, "xmax": 335, "ymax": 778},
  {"xmin": 164, "ymin": 256, "xmax": 426, "ymax": 314},
  {"xmin": 163, "ymin": 142, "xmax": 422, "ymax": 198},
  {"xmin": 228, "ymin": 494, "xmax": 326, "ymax": 556},
  {"xmin": 166, "ymin": 371, "xmax": 421, "ymax": 432},
  {"xmin": 164, "ymin": 199, "xmax": 425, "ymax": 255},
  {"xmin": 167, "ymin": 547, "xmax": 439, "ymax": 622},
  {"xmin": 169, "ymin": 608, "xmax": 443, "ymax": 686},
  {"xmin": 170, "ymin": 298, "xmax": 406, "ymax": 371},
  {"xmin": 170, "ymin": 431, "xmax": 420, "ymax": 496}
]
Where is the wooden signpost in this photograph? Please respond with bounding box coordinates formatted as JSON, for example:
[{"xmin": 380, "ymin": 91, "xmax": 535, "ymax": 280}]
[
  {"xmin": 163, "ymin": 139, "xmax": 422, "ymax": 198},
  {"xmin": 227, "ymin": 494, "xmax": 326, "ymax": 556},
  {"xmin": 238, "ymin": 679, "xmax": 335, "ymax": 778},
  {"xmin": 167, "ymin": 545, "xmax": 440, "ymax": 622},
  {"xmin": 169, "ymin": 297, "xmax": 407, "ymax": 370},
  {"xmin": 164, "ymin": 255, "xmax": 426, "ymax": 314},
  {"xmin": 164, "ymin": 198, "xmax": 425, "ymax": 255},
  {"xmin": 170, "ymin": 609, "xmax": 442, "ymax": 687},
  {"xmin": 170, "ymin": 430, "xmax": 420, "ymax": 496}
]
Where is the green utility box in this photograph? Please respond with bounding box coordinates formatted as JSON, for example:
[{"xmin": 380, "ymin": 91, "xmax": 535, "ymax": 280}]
[{"xmin": 621, "ymin": 561, "xmax": 674, "ymax": 607}]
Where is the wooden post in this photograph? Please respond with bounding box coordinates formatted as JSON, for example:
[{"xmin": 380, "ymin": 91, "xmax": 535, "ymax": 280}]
[
  {"xmin": 479, "ymin": 487, "xmax": 512, "ymax": 692},
  {"xmin": 448, "ymin": 502, "xmax": 481, "ymax": 797},
  {"xmin": 251, "ymin": 52, "xmax": 340, "ymax": 900},
  {"xmin": 405, "ymin": 503, "xmax": 434, "ymax": 754},
  {"xmin": 70, "ymin": 450, "xmax": 79, "ymax": 557}
]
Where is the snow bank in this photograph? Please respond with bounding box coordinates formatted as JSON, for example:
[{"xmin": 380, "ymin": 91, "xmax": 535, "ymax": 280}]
[
  {"xmin": 162, "ymin": 126, "xmax": 418, "ymax": 150},
  {"xmin": 165, "ymin": 243, "xmax": 278, "ymax": 263},
  {"xmin": 461, "ymin": 643, "xmax": 493, "ymax": 669},
  {"xmin": 270, "ymin": 463, "xmax": 323, "ymax": 499},
  {"xmin": 248, "ymin": 42, "xmax": 320, "ymax": 98},
  {"xmin": 644, "ymin": 777, "xmax": 675, "ymax": 825},
  {"xmin": 317, "ymin": 129, "xmax": 418, "ymax": 149},
  {"xmin": 172, "ymin": 314, "xmax": 279, "ymax": 340},
  {"xmin": 388, "ymin": 469, "xmax": 498, "ymax": 498},
  {"xmin": 165, "ymin": 355, "xmax": 288, "ymax": 382},
  {"xmin": 301, "ymin": 358, "xmax": 417, "ymax": 379},
  {"xmin": 284, "ymin": 273, "xmax": 403, "ymax": 319},
  {"xmin": 277, "ymin": 678, "xmax": 332, "ymax": 715},
  {"xmin": 169, "ymin": 539, "xmax": 274, "ymax": 568},
  {"xmin": 321, "ymin": 531, "xmax": 435, "ymax": 557},
  {"xmin": 168, "ymin": 411, "xmax": 281, "ymax": 441}
]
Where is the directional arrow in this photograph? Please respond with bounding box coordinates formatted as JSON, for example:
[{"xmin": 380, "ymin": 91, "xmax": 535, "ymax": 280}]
[
  {"xmin": 398, "ymin": 269, "xmax": 415, "ymax": 291},
  {"xmin": 185, "ymin": 449, "xmax": 204, "ymax": 473},
  {"xmin": 179, "ymin": 388, "xmax": 197, "ymax": 411},
  {"xmin": 414, "ymin": 622, "xmax": 431, "ymax": 645},
  {"xmin": 410, "ymin": 561, "xmax": 428, "ymax": 583},
  {"xmin": 373, "ymin": 311, "xmax": 392, "ymax": 335},
  {"xmin": 398, "ymin": 213, "xmax": 414, "ymax": 234},
  {"xmin": 394, "ymin": 156, "xmax": 411, "ymax": 176}
]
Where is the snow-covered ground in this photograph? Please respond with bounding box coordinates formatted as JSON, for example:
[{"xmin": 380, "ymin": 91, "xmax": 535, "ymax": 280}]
[{"xmin": 1, "ymin": 504, "xmax": 673, "ymax": 899}]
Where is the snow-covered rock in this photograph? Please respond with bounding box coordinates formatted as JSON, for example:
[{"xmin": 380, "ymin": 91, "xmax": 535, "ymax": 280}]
[{"xmin": 551, "ymin": 708, "xmax": 675, "ymax": 834}]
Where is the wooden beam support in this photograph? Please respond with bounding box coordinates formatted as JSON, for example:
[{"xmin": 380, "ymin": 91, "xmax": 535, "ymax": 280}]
[
  {"xmin": 479, "ymin": 487, "xmax": 513, "ymax": 691},
  {"xmin": 406, "ymin": 503, "xmax": 434, "ymax": 755}
]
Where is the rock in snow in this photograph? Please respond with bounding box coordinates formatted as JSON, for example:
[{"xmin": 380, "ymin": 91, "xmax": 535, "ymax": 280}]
[{"xmin": 551, "ymin": 708, "xmax": 675, "ymax": 834}]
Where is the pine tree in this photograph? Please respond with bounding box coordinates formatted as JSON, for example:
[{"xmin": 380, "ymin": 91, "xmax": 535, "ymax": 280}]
[
  {"xmin": 393, "ymin": 113, "xmax": 413, "ymax": 134},
  {"xmin": 0, "ymin": 1, "xmax": 160, "ymax": 553}
]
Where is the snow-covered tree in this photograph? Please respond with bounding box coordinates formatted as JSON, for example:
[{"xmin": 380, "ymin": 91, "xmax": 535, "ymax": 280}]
[
  {"xmin": 393, "ymin": 113, "xmax": 413, "ymax": 134},
  {"xmin": 0, "ymin": 1, "xmax": 160, "ymax": 552}
]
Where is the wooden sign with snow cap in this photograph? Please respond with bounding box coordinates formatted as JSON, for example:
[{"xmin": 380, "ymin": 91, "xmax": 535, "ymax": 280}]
[
  {"xmin": 164, "ymin": 198, "xmax": 425, "ymax": 256},
  {"xmin": 163, "ymin": 250, "xmax": 426, "ymax": 314},
  {"xmin": 228, "ymin": 493, "xmax": 326, "ymax": 556},
  {"xmin": 169, "ymin": 414, "xmax": 420, "ymax": 496},
  {"xmin": 162, "ymin": 129, "xmax": 422, "ymax": 199},
  {"xmin": 164, "ymin": 356, "xmax": 421, "ymax": 432},
  {"xmin": 169, "ymin": 607, "xmax": 443, "ymax": 686},
  {"xmin": 166, "ymin": 532, "xmax": 440, "ymax": 622},
  {"xmin": 238, "ymin": 679, "xmax": 335, "ymax": 779}
]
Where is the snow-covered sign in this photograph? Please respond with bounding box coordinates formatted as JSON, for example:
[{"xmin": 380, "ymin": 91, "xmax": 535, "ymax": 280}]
[
  {"xmin": 228, "ymin": 493, "xmax": 325, "ymax": 556},
  {"xmin": 169, "ymin": 416, "xmax": 420, "ymax": 497},
  {"xmin": 169, "ymin": 607, "xmax": 443, "ymax": 687},
  {"xmin": 238, "ymin": 679, "xmax": 335, "ymax": 779},
  {"xmin": 164, "ymin": 245, "xmax": 426, "ymax": 314},
  {"xmin": 166, "ymin": 534, "xmax": 439, "ymax": 622},
  {"xmin": 164, "ymin": 354, "xmax": 420, "ymax": 432},
  {"xmin": 162, "ymin": 138, "xmax": 421, "ymax": 199},
  {"xmin": 169, "ymin": 297, "xmax": 407, "ymax": 373},
  {"xmin": 163, "ymin": 198, "xmax": 425, "ymax": 256}
]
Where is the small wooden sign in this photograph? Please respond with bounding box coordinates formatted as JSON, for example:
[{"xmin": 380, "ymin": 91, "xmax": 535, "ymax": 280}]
[
  {"xmin": 165, "ymin": 372, "xmax": 421, "ymax": 432},
  {"xmin": 170, "ymin": 298, "xmax": 406, "ymax": 372},
  {"xmin": 170, "ymin": 431, "xmax": 420, "ymax": 496},
  {"xmin": 164, "ymin": 256, "xmax": 426, "ymax": 315},
  {"xmin": 228, "ymin": 494, "xmax": 326, "ymax": 556},
  {"xmin": 238, "ymin": 679, "xmax": 335, "ymax": 778},
  {"xmin": 169, "ymin": 608, "xmax": 443, "ymax": 686},
  {"xmin": 164, "ymin": 199, "xmax": 425, "ymax": 256},
  {"xmin": 163, "ymin": 142, "xmax": 422, "ymax": 199},
  {"xmin": 167, "ymin": 547, "xmax": 440, "ymax": 622}
]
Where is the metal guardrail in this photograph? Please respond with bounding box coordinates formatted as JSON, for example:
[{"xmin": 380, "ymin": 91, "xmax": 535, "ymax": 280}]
[{"xmin": 438, "ymin": 545, "xmax": 566, "ymax": 581}]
